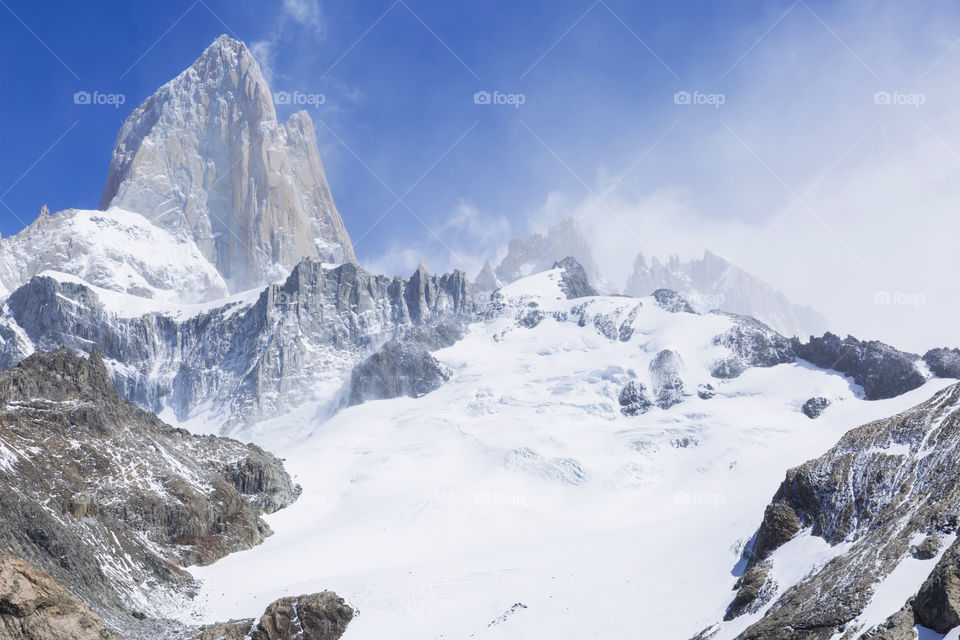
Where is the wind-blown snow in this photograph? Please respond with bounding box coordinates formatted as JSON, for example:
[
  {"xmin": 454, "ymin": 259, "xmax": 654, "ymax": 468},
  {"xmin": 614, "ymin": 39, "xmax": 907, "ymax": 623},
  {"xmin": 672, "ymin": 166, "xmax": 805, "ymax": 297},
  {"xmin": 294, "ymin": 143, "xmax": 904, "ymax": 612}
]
[
  {"xmin": 177, "ymin": 270, "xmax": 953, "ymax": 639},
  {"xmin": 0, "ymin": 207, "xmax": 227, "ymax": 304}
]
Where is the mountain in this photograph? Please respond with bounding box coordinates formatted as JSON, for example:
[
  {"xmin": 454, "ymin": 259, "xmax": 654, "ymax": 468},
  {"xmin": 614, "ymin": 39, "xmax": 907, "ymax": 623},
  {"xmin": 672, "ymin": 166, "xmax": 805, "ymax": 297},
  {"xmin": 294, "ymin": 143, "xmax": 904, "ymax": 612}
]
[
  {"xmin": 0, "ymin": 349, "xmax": 298, "ymax": 637},
  {"xmin": 100, "ymin": 35, "xmax": 356, "ymax": 293},
  {"xmin": 0, "ymin": 260, "xmax": 472, "ymax": 432},
  {"xmin": 696, "ymin": 380, "xmax": 960, "ymax": 640},
  {"xmin": 180, "ymin": 263, "xmax": 954, "ymax": 639},
  {"xmin": 0, "ymin": 206, "xmax": 226, "ymax": 303},
  {"xmin": 625, "ymin": 251, "xmax": 828, "ymax": 339},
  {"xmin": 495, "ymin": 217, "xmax": 603, "ymax": 287}
]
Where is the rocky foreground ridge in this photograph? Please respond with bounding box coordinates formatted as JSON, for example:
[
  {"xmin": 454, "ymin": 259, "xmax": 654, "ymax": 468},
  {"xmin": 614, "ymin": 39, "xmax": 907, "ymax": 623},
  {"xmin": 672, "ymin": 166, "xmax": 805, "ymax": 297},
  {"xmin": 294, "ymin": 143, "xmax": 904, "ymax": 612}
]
[
  {"xmin": 698, "ymin": 380, "xmax": 960, "ymax": 639},
  {"xmin": 0, "ymin": 349, "xmax": 300, "ymax": 636},
  {"xmin": 0, "ymin": 553, "xmax": 353, "ymax": 640}
]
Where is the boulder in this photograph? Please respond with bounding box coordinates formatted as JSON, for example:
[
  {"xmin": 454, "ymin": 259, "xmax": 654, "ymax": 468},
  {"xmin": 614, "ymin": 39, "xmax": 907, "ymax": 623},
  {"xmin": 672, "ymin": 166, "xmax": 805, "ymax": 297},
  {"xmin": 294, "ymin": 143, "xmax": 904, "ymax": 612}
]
[
  {"xmin": 0, "ymin": 554, "xmax": 119, "ymax": 640},
  {"xmin": 801, "ymin": 397, "xmax": 831, "ymax": 419}
]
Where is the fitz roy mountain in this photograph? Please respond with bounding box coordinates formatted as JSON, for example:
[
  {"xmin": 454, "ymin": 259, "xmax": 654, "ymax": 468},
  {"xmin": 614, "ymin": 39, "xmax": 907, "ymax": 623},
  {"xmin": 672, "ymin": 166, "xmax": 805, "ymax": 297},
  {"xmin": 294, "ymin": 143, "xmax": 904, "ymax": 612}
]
[
  {"xmin": 3, "ymin": 34, "xmax": 960, "ymax": 640},
  {"xmin": 100, "ymin": 34, "xmax": 356, "ymax": 293}
]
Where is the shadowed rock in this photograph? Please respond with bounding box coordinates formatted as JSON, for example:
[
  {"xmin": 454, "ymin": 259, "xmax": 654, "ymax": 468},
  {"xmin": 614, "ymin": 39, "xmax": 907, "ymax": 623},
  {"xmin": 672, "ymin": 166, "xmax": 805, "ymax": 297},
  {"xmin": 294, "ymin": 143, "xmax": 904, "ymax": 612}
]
[
  {"xmin": 793, "ymin": 332, "xmax": 924, "ymax": 400},
  {"xmin": 552, "ymin": 257, "xmax": 597, "ymax": 299}
]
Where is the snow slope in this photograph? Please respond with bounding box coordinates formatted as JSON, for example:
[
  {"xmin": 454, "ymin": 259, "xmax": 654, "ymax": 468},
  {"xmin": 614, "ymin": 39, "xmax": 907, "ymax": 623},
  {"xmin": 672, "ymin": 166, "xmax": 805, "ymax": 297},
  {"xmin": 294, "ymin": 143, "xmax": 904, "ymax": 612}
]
[
  {"xmin": 0, "ymin": 207, "xmax": 227, "ymax": 303},
  {"xmin": 180, "ymin": 268, "xmax": 952, "ymax": 639}
]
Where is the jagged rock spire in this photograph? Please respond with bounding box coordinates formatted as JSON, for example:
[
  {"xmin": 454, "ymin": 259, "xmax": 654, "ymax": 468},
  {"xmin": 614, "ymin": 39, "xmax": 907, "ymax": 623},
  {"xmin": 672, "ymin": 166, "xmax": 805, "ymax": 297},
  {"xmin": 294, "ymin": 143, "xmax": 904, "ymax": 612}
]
[{"xmin": 99, "ymin": 34, "xmax": 356, "ymax": 292}]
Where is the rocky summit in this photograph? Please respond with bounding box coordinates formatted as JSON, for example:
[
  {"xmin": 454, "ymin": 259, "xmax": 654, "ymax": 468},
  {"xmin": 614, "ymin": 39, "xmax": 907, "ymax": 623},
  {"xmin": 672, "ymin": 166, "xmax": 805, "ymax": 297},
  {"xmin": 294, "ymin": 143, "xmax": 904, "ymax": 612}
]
[{"xmin": 99, "ymin": 35, "xmax": 356, "ymax": 292}]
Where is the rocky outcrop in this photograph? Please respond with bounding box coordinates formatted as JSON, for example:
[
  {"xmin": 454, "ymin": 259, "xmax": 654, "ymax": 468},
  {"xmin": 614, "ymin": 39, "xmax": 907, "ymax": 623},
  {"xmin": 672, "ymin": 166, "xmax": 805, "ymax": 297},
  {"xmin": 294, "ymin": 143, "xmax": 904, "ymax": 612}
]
[
  {"xmin": 347, "ymin": 323, "xmax": 461, "ymax": 405},
  {"xmin": 0, "ymin": 349, "xmax": 298, "ymax": 631},
  {"xmin": 650, "ymin": 350, "xmax": 685, "ymax": 409},
  {"xmin": 792, "ymin": 332, "xmax": 925, "ymax": 400},
  {"xmin": 709, "ymin": 382, "xmax": 960, "ymax": 639},
  {"xmin": 651, "ymin": 289, "xmax": 695, "ymax": 314},
  {"xmin": 552, "ymin": 257, "xmax": 597, "ymax": 299},
  {"xmin": 619, "ymin": 380, "xmax": 652, "ymax": 416},
  {"xmin": 99, "ymin": 35, "xmax": 356, "ymax": 292},
  {"xmin": 711, "ymin": 314, "xmax": 795, "ymax": 379},
  {"xmin": 801, "ymin": 396, "xmax": 830, "ymax": 419},
  {"xmin": 0, "ymin": 554, "xmax": 119, "ymax": 640},
  {"xmin": 0, "ymin": 260, "xmax": 474, "ymax": 430},
  {"xmin": 724, "ymin": 560, "xmax": 774, "ymax": 620},
  {"xmin": 184, "ymin": 592, "xmax": 353, "ymax": 640},
  {"xmin": 924, "ymin": 347, "xmax": 960, "ymax": 379},
  {"xmin": 914, "ymin": 537, "xmax": 960, "ymax": 632}
]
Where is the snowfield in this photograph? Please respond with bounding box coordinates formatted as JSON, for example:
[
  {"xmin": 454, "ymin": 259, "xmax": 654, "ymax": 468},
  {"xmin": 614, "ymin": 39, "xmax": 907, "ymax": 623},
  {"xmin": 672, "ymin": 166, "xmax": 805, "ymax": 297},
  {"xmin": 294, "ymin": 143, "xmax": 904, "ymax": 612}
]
[
  {"xmin": 0, "ymin": 207, "xmax": 228, "ymax": 304},
  {"xmin": 172, "ymin": 268, "xmax": 954, "ymax": 639}
]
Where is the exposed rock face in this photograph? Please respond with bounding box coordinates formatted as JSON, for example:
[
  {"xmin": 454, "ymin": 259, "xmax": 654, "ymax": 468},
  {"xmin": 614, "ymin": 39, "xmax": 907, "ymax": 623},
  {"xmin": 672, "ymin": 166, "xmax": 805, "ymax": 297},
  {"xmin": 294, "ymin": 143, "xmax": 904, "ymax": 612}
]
[
  {"xmin": 650, "ymin": 349, "xmax": 685, "ymax": 409},
  {"xmin": 793, "ymin": 332, "xmax": 925, "ymax": 400},
  {"xmin": 724, "ymin": 560, "xmax": 774, "ymax": 621},
  {"xmin": 496, "ymin": 218, "xmax": 602, "ymax": 285},
  {"xmin": 552, "ymin": 257, "xmax": 597, "ymax": 299},
  {"xmin": 619, "ymin": 380, "xmax": 653, "ymax": 416},
  {"xmin": 184, "ymin": 592, "xmax": 353, "ymax": 640},
  {"xmin": 99, "ymin": 35, "xmax": 356, "ymax": 292},
  {"xmin": 801, "ymin": 396, "xmax": 830, "ymax": 419},
  {"xmin": 0, "ymin": 554, "xmax": 119, "ymax": 640},
  {"xmin": 924, "ymin": 347, "xmax": 960, "ymax": 378},
  {"xmin": 651, "ymin": 289, "xmax": 695, "ymax": 314},
  {"xmin": 711, "ymin": 314, "xmax": 795, "ymax": 379},
  {"xmin": 914, "ymin": 537, "xmax": 960, "ymax": 633},
  {"xmin": 625, "ymin": 250, "xmax": 828, "ymax": 338},
  {"xmin": 697, "ymin": 383, "xmax": 716, "ymax": 400},
  {"xmin": 710, "ymin": 382, "xmax": 960, "ymax": 639},
  {"xmin": 0, "ymin": 260, "xmax": 473, "ymax": 430},
  {"xmin": 0, "ymin": 349, "xmax": 298, "ymax": 630},
  {"xmin": 347, "ymin": 323, "xmax": 460, "ymax": 405}
]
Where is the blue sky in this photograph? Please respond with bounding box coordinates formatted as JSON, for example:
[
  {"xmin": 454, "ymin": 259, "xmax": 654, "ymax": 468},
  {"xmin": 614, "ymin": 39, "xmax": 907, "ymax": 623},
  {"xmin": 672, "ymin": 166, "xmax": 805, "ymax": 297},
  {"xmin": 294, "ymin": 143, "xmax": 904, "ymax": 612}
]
[{"xmin": 3, "ymin": 0, "xmax": 960, "ymax": 349}]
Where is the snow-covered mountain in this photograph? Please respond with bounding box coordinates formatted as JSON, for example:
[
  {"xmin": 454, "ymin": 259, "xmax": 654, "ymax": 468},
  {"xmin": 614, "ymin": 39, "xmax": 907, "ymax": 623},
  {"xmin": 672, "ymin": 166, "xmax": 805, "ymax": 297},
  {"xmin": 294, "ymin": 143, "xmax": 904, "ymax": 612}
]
[
  {"xmin": 626, "ymin": 250, "xmax": 828, "ymax": 339},
  {"xmin": 494, "ymin": 217, "xmax": 604, "ymax": 287},
  {"xmin": 0, "ymin": 206, "xmax": 226, "ymax": 303},
  {"xmin": 100, "ymin": 35, "xmax": 356, "ymax": 292},
  {"xmin": 6, "ymin": 30, "xmax": 960, "ymax": 640},
  {"xmin": 174, "ymin": 265, "xmax": 952, "ymax": 639},
  {"xmin": 0, "ymin": 260, "xmax": 471, "ymax": 431}
]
